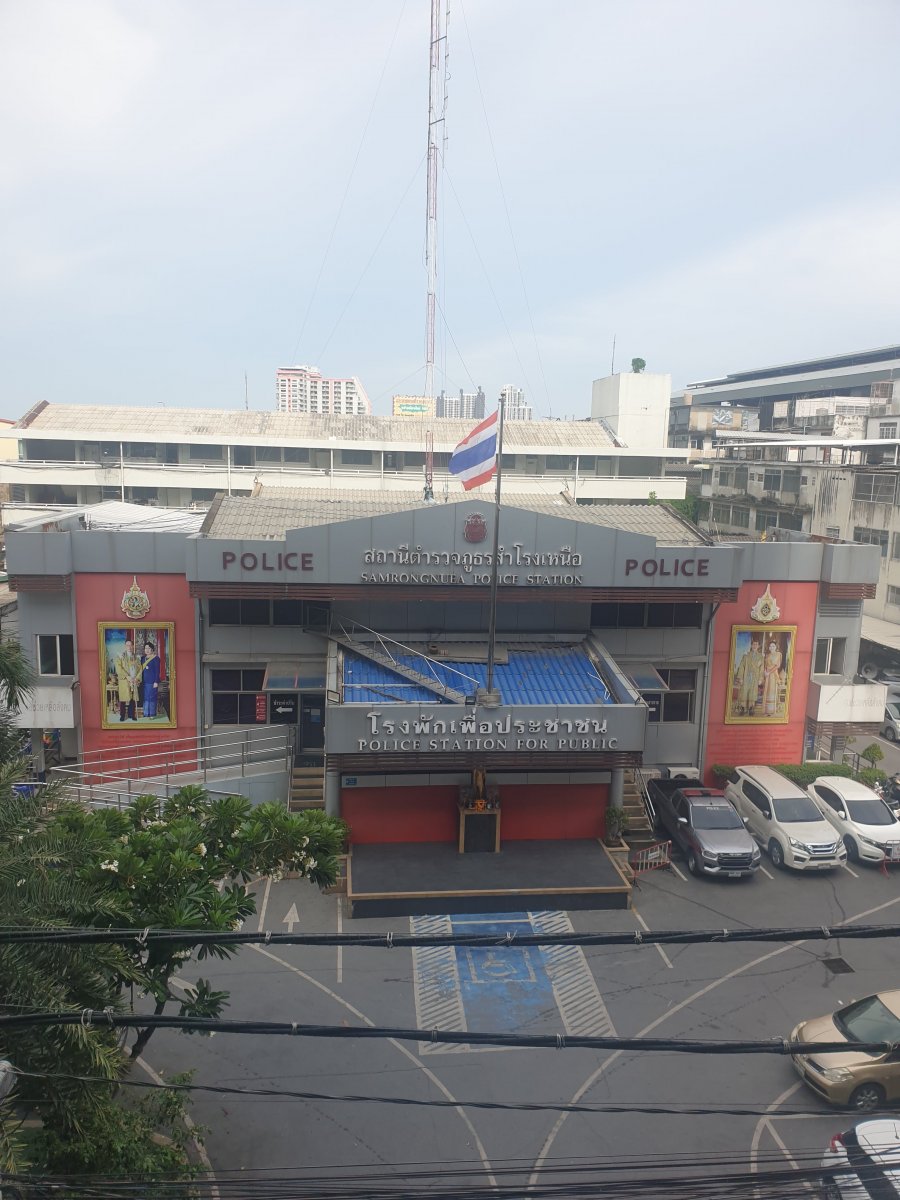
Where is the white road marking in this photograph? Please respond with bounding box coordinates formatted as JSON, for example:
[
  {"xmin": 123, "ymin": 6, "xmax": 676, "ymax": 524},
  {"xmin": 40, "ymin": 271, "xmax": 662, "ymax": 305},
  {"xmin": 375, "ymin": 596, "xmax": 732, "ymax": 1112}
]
[
  {"xmin": 256, "ymin": 876, "xmax": 272, "ymax": 933},
  {"xmin": 842, "ymin": 863, "xmax": 859, "ymax": 878},
  {"xmin": 760, "ymin": 865, "xmax": 774, "ymax": 880},
  {"xmin": 749, "ymin": 1080, "xmax": 804, "ymax": 1176},
  {"xmin": 632, "ymin": 905, "xmax": 673, "ymax": 970},
  {"xmin": 410, "ymin": 915, "xmax": 469, "ymax": 1054},
  {"xmin": 136, "ymin": 1055, "xmax": 220, "ymax": 1200},
  {"xmin": 531, "ymin": 910, "xmax": 619, "ymax": 1034},
  {"xmin": 336, "ymin": 895, "xmax": 343, "ymax": 984},
  {"xmin": 282, "ymin": 902, "xmax": 300, "ymax": 932},
  {"xmin": 250, "ymin": 942, "xmax": 496, "ymax": 1187},
  {"xmin": 528, "ymin": 891, "xmax": 900, "ymax": 1188},
  {"xmin": 669, "ymin": 862, "xmax": 688, "ymax": 882},
  {"xmin": 764, "ymin": 1116, "xmax": 803, "ymax": 1172}
]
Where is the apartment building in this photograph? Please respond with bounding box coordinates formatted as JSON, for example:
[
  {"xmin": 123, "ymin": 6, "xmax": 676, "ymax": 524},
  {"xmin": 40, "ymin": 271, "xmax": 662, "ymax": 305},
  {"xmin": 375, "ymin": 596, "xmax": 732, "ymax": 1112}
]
[
  {"xmin": 276, "ymin": 365, "xmax": 370, "ymax": 415},
  {"xmin": 499, "ymin": 385, "xmax": 533, "ymax": 422},
  {"xmin": 436, "ymin": 388, "xmax": 486, "ymax": 420}
]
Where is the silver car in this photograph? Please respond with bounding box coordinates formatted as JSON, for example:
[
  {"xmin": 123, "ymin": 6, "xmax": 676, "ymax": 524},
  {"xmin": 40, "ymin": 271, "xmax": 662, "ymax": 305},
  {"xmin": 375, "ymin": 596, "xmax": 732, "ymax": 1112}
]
[
  {"xmin": 883, "ymin": 702, "xmax": 900, "ymax": 742},
  {"xmin": 654, "ymin": 790, "xmax": 760, "ymax": 877}
]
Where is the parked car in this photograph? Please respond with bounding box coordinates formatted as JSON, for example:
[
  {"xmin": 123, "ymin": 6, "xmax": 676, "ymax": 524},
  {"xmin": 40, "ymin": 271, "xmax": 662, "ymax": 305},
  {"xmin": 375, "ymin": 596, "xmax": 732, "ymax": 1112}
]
[
  {"xmin": 647, "ymin": 778, "xmax": 760, "ymax": 878},
  {"xmin": 724, "ymin": 765, "xmax": 846, "ymax": 870},
  {"xmin": 808, "ymin": 776, "xmax": 900, "ymax": 865},
  {"xmin": 792, "ymin": 990, "xmax": 900, "ymax": 1111},
  {"xmin": 820, "ymin": 1119, "xmax": 900, "ymax": 1198},
  {"xmin": 883, "ymin": 703, "xmax": 900, "ymax": 742}
]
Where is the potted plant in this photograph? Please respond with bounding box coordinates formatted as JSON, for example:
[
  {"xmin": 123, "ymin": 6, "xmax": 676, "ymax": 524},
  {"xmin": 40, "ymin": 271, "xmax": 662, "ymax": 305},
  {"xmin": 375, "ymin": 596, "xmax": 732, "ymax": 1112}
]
[{"xmin": 604, "ymin": 806, "xmax": 629, "ymax": 847}]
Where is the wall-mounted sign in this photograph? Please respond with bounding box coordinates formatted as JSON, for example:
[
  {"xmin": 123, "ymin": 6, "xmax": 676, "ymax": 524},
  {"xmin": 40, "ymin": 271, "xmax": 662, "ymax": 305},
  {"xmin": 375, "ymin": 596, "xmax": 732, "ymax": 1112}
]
[
  {"xmin": 255, "ymin": 694, "xmax": 268, "ymax": 723},
  {"xmin": 222, "ymin": 551, "xmax": 313, "ymax": 572},
  {"xmin": 269, "ymin": 693, "xmax": 298, "ymax": 724},
  {"xmin": 120, "ymin": 576, "xmax": 151, "ymax": 620},
  {"xmin": 14, "ymin": 686, "xmax": 75, "ymax": 729},
  {"xmin": 340, "ymin": 708, "xmax": 628, "ymax": 753}
]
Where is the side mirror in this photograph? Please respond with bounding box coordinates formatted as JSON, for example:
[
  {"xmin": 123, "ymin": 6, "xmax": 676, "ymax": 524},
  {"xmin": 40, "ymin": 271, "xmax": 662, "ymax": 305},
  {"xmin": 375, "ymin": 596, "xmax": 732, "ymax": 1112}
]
[
  {"xmin": 742, "ymin": 817, "xmax": 750, "ymax": 826},
  {"xmin": 677, "ymin": 816, "xmax": 688, "ymax": 825},
  {"xmin": 763, "ymin": 810, "xmax": 771, "ymax": 820}
]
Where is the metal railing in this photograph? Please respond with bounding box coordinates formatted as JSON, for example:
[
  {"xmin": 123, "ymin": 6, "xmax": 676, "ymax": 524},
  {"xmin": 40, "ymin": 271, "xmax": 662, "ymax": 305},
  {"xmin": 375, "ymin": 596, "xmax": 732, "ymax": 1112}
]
[
  {"xmin": 50, "ymin": 727, "xmax": 294, "ymax": 809},
  {"xmin": 331, "ymin": 616, "xmax": 480, "ymax": 702}
]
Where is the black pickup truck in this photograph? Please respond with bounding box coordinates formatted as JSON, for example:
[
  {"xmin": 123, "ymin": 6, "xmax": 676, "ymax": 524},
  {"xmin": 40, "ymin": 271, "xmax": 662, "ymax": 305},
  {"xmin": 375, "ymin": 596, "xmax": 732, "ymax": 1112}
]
[{"xmin": 647, "ymin": 777, "xmax": 761, "ymax": 878}]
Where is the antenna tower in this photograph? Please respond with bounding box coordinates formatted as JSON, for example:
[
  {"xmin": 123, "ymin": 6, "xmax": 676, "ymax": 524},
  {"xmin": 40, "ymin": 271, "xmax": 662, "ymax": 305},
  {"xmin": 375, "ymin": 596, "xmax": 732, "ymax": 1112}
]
[{"xmin": 424, "ymin": 0, "xmax": 448, "ymax": 400}]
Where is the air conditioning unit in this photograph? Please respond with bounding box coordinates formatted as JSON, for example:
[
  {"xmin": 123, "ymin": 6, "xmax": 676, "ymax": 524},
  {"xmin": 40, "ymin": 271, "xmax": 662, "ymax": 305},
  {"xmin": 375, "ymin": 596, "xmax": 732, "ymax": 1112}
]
[{"xmin": 661, "ymin": 766, "xmax": 702, "ymax": 781}]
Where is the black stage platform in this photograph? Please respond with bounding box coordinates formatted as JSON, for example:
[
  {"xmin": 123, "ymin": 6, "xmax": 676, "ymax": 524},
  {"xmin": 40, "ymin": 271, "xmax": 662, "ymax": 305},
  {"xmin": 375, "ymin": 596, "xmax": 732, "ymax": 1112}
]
[{"xmin": 347, "ymin": 839, "xmax": 631, "ymax": 918}]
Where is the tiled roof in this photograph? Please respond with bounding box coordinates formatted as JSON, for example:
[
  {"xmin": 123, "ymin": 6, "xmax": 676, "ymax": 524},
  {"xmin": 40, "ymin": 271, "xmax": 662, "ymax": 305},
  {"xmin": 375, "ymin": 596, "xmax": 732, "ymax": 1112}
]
[
  {"xmin": 15, "ymin": 403, "xmax": 618, "ymax": 450},
  {"xmin": 202, "ymin": 490, "xmax": 707, "ymax": 544},
  {"xmin": 342, "ymin": 646, "xmax": 613, "ymax": 706}
]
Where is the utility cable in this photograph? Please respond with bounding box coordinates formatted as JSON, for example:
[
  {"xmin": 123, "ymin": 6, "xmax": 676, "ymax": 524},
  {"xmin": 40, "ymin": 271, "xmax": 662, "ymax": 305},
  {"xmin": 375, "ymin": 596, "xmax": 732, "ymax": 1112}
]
[
  {"xmin": 0, "ymin": 918, "xmax": 896, "ymax": 949},
  {"xmin": 0, "ymin": 1011, "xmax": 891, "ymax": 1056}
]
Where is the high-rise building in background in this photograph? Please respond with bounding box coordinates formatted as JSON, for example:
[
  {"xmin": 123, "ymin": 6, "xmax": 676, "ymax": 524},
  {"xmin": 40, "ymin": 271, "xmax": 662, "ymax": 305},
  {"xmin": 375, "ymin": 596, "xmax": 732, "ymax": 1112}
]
[
  {"xmin": 436, "ymin": 387, "xmax": 485, "ymax": 420},
  {"xmin": 500, "ymin": 385, "xmax": 533, "ymax": 421},
  {"xmin": 392, "ymin": 395, "xmax": 435, "ymax": 418},
  {"xmin": 276, "ymin": 366, "xmax": 370, "ymax": 415}
]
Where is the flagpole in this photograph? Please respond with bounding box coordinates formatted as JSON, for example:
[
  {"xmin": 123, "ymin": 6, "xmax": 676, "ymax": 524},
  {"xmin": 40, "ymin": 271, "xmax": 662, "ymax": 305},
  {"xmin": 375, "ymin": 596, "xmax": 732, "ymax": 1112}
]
[{"xmin": 485, "ymin": 396, "xmax": 506, "ymax": 698}]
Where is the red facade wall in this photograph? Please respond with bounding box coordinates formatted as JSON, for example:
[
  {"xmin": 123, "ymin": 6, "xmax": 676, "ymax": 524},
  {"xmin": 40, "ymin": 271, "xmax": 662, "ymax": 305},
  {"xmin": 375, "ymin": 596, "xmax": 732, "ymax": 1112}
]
[
  {"xmin": 703, "ymin": 579, "xmax": 818, "ymax": 782},
  {"xmin": 342, "ymin": 783, "xmax": 608, "ymax": 844},
  {"xmin": 73, "ymin": 573, "xmax": 198, "ymax": 766}
]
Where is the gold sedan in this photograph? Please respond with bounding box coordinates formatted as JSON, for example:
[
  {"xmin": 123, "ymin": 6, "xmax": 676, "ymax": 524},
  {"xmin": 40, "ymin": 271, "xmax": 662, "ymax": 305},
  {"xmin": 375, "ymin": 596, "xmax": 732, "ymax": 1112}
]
[{"xmin": 791, "ymin": 990, "xmax": 900, "ymax": 1111}]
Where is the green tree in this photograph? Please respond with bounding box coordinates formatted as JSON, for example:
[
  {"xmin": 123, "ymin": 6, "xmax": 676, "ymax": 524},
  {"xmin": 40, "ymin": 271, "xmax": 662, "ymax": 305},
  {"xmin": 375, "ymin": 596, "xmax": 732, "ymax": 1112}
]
[
  {"xmin": 859, "ymin": 741, "xmax": 885, "ymax": 770},
  {"xmin": 666, "ymin": 496, "xmax": 700, "ymax": 524},
  {"xmin": 631, "ymin": 357, "xmax": 646, "ymax": 373},
  {"xmin": 56, "ymin": 787, "xmax": 347, "ymax": 1059}
]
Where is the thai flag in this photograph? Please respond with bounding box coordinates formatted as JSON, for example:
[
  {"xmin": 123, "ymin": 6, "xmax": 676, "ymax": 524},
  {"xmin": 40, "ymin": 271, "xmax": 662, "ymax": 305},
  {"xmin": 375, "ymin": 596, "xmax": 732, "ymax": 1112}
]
[{"xmin": 448, "ymin": 410, "xmax": 498, "ymax": 490}]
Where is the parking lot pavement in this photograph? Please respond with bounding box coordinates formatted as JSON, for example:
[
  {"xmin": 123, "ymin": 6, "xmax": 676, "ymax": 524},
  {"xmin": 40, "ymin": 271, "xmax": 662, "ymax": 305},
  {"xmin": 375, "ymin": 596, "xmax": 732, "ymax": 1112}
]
[{"xmin": 140, "ymin": 863, "xmax": 900, "ymax": 1189}]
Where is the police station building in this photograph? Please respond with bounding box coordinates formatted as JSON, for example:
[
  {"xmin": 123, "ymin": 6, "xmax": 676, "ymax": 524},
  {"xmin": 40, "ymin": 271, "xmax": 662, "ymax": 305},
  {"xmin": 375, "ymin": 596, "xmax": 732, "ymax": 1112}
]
[{"xmin": 5, "ymin": 490, "xmax": 884, "ymax": 913}]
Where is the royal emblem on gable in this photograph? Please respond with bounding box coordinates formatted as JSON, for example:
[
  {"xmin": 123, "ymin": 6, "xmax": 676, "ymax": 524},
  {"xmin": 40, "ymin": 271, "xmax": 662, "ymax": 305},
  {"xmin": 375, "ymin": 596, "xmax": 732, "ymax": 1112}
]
[
  {"xmin": 463, "ymin": 513, "xmax": 487, "ymax": 544},
  {"xmin": 750, "ymin": 583, "xmax": 781, "ymax": 623},
  {"xmin": 121, "ymin": 577, "xmax": 151, "ymax": 620}
]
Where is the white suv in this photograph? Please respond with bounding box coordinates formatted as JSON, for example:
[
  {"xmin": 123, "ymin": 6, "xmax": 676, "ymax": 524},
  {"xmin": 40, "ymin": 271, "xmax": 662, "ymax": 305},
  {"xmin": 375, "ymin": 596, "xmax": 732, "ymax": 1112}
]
[
  {"xmin": 808, "ymin": 776, "xmax": 900, "ymax": 866},
  {"xmin": 724, "ymin": 766, "xmax": 846, "ymax": 871}
]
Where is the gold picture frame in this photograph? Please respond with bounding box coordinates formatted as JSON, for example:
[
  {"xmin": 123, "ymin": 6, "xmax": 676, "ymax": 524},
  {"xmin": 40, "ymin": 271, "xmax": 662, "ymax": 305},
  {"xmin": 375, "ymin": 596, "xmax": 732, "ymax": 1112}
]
[
  {"xmin": 725, "ymin": 624, "xmax": 796, "ymax": 725},
  {"xmin": 99, "ymin": 622, "xmax": 176, "ymax": 730}
]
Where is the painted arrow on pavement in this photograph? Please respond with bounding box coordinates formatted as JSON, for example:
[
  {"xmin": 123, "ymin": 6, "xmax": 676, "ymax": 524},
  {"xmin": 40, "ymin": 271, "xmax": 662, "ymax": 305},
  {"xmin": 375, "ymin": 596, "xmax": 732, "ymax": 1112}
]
[{"xmin": 282, "ymin": 903, "xmax": 300, "ymax": 932}]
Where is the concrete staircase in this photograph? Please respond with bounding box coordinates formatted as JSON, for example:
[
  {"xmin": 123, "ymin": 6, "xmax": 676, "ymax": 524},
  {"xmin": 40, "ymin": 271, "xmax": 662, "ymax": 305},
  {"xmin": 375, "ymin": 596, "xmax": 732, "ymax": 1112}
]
[
  {"xmin": 289, "ymin": 764, "xmax": 325, "ymax": 811},
  {"xmin": 621, "ymin": 769, "xmax": 657, "ymax": 854}
]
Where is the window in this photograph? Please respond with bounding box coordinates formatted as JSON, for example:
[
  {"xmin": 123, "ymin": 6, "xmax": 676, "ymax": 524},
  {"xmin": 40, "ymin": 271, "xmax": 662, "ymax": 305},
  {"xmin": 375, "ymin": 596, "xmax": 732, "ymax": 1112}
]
[
  {"xmin": 126, "ymin": 442, "xmax": 157, "ymax": 459},
  {"xmin": 853, "ymin": 473, "xmax": 897, "ymax": 504},
  {"xmin": 731, "ymin": 507, "xmax": 750, "ymax": 528},
  {"xmin": 255, "ymin": 446, "xmax": 281, "ymax": 463},
  {"xmin": 233, "ymin": 446, "xmax": 252, "ymax": 467},
  {"xmin": 814, "ymin": 785, "xmax": 844, "ymax": 814},
  {"xmin": 826, "ymin": 527, "xmax": 841, "ymax": 540},
  {"xmin": 341, "ymin": 449, "xmax": 372, "ymax": 466},
  {"xmin": 743, "ymin": 780, "xmax": 770, "ymax": 815},
  {"xmin": 284, "ymin": 447, "xmax": 309, "ymax": 463},
  {"xmin": 782, "ymin": 470, "xmax": 801, "ymax": 493},
  {"xmin": 590, "ymin": 603, "xmax": 702, "ymax": 629},
  {"xmin": 208, "ymin": 599, "xmax": 329, "ymax": 626},
  {"xmin": 888, "ymin": 585, "xmax": 900, "ymax": 607},
  {"xmin": 718, "ymin": 467, "xmax": 733, "ymax": 488},
  {"xmin": 211, "ymin": 668, "xmax": 267, "ymax": 725},
  {"xmin": 853, "ymin": 526, "xmax": 889, "ymax": 557},
  {"xmin": 188, "ymin": 444, "xmax": 224, "ymax": 460},
  {"xmin": 734, "ymin": 467, "xmax": 748, "ymax": 489},
  {"xmin": 763, "ymin": 469, "xmax": 781, "ymax": 492},
  {"xmin": 545, "ymin": 455, "xmax": 576, "ymax": 470},
  {"xmin": 814, "ymin": 637, "xmax": 846, "ymax": 674},
  {"xmin": 191, "ymin": 489, "xmax": 216, "ymax": 502},
  {"xmin": 755, "ymin": 510, "xmax": 776, "ymax": 532},
  {"xmin": 37, "ymin": 634, "xmax": 74, "ymax": 676},
  {"xmin": 880, "ymin": 423, "xmax": 898, "ymax": 439},
  {"xmin": 712, "ymin": 503, "xmax": 731, "ymax": 523},
  {"xmin": 501, "ymin": 454, "xmax": 517, "ymax": 469},
  {"xmin": 642, "ymin": 668, "xmax": 697, "ymax": 723}
]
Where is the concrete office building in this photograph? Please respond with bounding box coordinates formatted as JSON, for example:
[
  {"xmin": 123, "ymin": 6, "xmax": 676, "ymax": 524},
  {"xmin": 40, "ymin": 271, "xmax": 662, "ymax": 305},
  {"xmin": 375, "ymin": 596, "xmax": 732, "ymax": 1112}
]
[
  {"xmin": 6, "ymin": 490, "xmax": 882, "ymax": 913},
  {"xmin": 276, "ymin": 366, "xmax": 370, "ymax": 416},
  {"xmin": 0, "ymin": 399, "xmax": 691, "ymax": 519}
]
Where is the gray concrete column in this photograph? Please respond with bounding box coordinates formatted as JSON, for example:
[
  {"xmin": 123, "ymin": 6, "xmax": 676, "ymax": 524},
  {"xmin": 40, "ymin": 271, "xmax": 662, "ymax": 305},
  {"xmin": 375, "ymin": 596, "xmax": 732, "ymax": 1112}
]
[
  {"xmin": 609, "ymin": 768, "xmax": 624, "ymax": 810},
  {"xmin": 324, "ymin": 765, "xmax": 341, "ymax": 818}
]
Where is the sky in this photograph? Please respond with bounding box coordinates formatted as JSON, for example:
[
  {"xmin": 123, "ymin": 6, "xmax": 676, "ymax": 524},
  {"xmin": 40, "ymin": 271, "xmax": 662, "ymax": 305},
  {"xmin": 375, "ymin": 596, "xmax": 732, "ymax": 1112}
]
[{"xmin": 1, "ymin": 0, "xmax": 899, "ymax": 421}]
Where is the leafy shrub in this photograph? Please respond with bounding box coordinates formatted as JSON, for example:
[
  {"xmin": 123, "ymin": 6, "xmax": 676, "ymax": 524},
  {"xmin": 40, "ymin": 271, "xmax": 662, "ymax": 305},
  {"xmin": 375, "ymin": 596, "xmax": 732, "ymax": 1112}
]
[
  {"xmin": 857, "ymin": 767, "xmax": 888, "ymax": 792},
  {"xmin": 711, "ymin": 762, "xmax": 853, "ymax": 787}
]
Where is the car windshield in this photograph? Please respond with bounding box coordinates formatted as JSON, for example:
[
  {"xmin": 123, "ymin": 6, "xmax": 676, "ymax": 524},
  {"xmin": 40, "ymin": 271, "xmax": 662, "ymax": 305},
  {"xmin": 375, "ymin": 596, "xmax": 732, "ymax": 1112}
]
[
  {"xmin": 772, "ymin": 796, "xmax": 821, "ymax": 822},
  {"xmin": 847, "ymin": 798, "xmax": 894, "ymax": 827},
  {"xmin": 835, "ymin": 995, "xmax": 900, "ymax": 1046},
  {"xmin": 888, "ymin": 703, "xmax": 900, "ymax": 720},
  {"xmin": 691, "ymin": 805, "xmax": 742, "ymax": 830}
]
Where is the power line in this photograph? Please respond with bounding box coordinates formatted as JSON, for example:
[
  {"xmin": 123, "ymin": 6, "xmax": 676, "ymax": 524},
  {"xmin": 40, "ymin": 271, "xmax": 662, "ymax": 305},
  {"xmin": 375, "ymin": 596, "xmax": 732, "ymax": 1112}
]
[
  {"xmin": 1, "ymin": 918, "xmax": 897, "ymax": 949},
  {"xmin": 0, "ymin": 1011, "xmax": 891, "ymax": 1056}
]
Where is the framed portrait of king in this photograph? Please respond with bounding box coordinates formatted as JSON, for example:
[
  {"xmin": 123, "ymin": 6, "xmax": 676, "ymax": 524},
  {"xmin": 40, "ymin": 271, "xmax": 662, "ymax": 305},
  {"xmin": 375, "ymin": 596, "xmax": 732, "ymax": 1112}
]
[
  {"xmin": 725, "ymin": 625, "xmax": 796, "ymax": 725},
  {"xmin": 99, "ymin": 622, "xmax": 176, "ymax": 730}
]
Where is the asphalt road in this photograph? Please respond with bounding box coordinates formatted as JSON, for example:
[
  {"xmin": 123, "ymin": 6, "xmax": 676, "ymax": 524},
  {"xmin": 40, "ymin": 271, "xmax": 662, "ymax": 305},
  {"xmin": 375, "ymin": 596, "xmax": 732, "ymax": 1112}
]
[
  {"xmin": 874, "ymin": 732, "xmax": 900, "ymax": 776},
  {"xmin": 141, "ymin": 857, "xmax": 900, "ymax": 1194}
]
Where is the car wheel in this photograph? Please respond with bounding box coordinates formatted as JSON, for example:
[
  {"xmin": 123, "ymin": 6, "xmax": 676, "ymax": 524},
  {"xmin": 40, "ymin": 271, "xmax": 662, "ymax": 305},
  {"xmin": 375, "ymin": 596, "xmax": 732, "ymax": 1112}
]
[
  {"xmin": 844, "ymin": 836, "xmax": 860, "ymax": 863},
  {"xmin": 768, "ymin": 839, "xmax": 785, "ymax": 869},
  {"xmin": 886, "ymin": 727, "xmax": 897, "ymax": 742},
  {"xmin": 849, "ymin": 1082, "xmax": 886, "ymax": 1112},
  {"xmin": 686, "ymin": 850, "xmax": 700, "ymax": 876}
]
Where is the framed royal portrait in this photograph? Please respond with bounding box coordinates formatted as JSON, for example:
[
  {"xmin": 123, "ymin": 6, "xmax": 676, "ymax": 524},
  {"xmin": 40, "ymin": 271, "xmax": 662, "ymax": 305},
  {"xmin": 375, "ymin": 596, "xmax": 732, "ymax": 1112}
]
[
  {"xmin": 99, "ymin": 622, "xmax": 176, "ymax": 730},
  {"xmin": 725, "ymin": 625, "xmax": 796, "ymax": 725}
]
